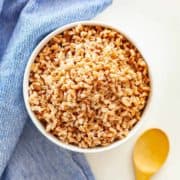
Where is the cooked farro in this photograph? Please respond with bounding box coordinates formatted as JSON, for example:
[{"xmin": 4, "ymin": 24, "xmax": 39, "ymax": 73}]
[{"xmin": 28, "ymin": 25, "xmax": 150, "ymax": 148}]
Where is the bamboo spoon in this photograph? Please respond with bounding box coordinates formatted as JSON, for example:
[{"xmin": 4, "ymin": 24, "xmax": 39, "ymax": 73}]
[{"xmin": 133, "ymin": 128, "xmax": 169, "ymax": 180}]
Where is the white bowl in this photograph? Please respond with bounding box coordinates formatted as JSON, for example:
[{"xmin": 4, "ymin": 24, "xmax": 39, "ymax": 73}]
[{"xmin": 23, "ymin": 21, "xmax": 152, "ymax": 153}]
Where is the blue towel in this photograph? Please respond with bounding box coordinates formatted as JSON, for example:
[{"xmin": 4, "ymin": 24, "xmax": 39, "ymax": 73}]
[{"xmin": 0, "ymin": 0, "xmax": 111, "ymax": 179}]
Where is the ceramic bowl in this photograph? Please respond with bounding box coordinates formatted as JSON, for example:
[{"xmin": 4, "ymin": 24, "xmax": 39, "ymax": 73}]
[{"xmin": 23, "ymin": 21, "xmax": 152, "ymax": 153}]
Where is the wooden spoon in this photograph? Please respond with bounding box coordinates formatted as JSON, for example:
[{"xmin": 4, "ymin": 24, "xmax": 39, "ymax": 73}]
[{"xmin": 133, "ymin": 128, "xmax": 169, "ymax": 180}]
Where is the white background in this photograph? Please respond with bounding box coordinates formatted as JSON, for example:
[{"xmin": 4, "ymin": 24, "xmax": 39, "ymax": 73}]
[{"xmin": 86, "ymin": 0, "xmax": 180, "ymax": 179}]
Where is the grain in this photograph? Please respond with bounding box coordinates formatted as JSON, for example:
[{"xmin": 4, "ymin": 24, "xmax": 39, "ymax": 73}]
[{"xmin": 29, "ymin": 25, "xmax": 150, "ymax": 148}]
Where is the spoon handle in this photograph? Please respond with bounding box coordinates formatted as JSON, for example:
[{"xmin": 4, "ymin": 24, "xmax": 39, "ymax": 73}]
[{"xmin": 135, "ymin": 169, "xmax": 150, "ymax": 180}]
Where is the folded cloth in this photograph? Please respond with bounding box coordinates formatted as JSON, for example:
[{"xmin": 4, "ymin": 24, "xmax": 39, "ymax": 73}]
[{"xmin": 0, "ymin": 0, "xmax": 111, "ymax": 179}]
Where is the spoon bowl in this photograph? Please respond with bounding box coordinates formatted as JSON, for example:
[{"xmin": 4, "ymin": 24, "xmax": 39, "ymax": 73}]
[{"xmin": 133, "ymin": 128, "xmax": 169, "ymax": 180}]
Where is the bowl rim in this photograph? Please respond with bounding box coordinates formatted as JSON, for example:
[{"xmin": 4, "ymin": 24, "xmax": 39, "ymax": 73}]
[{"xmin": 23, "ymin": 20, "xmax": 153, "ymax": 153}]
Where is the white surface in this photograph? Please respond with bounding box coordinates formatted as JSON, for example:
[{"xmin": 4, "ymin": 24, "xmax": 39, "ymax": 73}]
[{"xmin": 86, "ymin": 0, "xmax": 180, "ymax": 179}]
